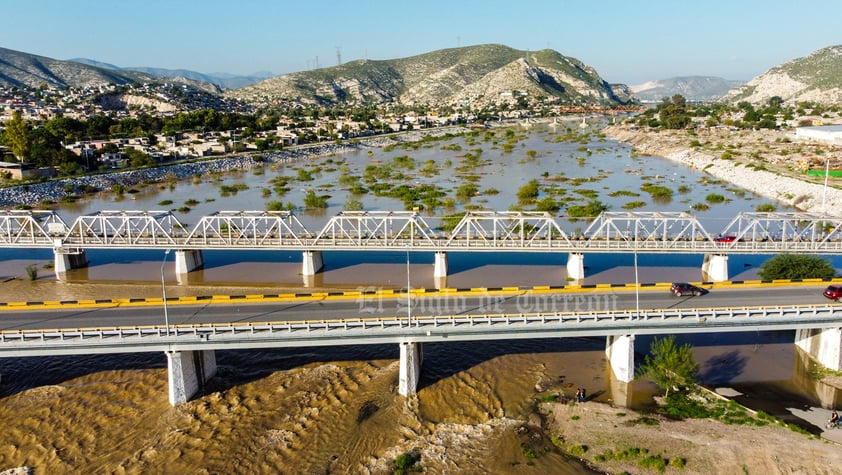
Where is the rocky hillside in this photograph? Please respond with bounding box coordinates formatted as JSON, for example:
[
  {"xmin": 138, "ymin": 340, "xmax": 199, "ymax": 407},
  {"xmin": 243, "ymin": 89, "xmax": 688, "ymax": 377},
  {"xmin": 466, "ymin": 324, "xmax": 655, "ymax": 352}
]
[
  {"xmin": 631, "ymin": 76, "xmax": 742, "ymax": 102},
  {"xmin": 225, "ymin": 44, "xmax": 634, "ymax": 107},
  {"xmin": 0, "ymin": 47, "xmax": 221, "ymax": 93},
  {"xmin": 71, "ymin": 58, "xmax": 273, "ymax": 90},
  {"xmin": 721, "ymin": 45, "xmax": 842, "ymax": 105}
]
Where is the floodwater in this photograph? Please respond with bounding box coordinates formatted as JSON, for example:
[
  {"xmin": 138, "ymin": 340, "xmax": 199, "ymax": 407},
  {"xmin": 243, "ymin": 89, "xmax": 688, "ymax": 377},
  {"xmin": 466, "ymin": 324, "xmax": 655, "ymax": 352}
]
[{"xmin": 0, "ymin": 121, "xmax": 840, "ymax": 473}]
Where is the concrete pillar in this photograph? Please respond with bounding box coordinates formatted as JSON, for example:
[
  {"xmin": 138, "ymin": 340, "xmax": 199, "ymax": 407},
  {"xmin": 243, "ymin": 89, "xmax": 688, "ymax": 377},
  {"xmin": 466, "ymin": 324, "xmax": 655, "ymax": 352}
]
[
  {"xmin": 302, "ymin": 250, "xmax": 324, "ymax": 276},
  {"xmin": 607, "ymin": 372, "xmax": 633, "ymax": 407},
  {"xmin": 53, "ymin": 249, "xmax": 88, "ymax": 275},
  {"xmin": 566, "ymin": 252, "xmax": 585, "ymax": 281},
  {"xmin": 702, "ymin": 253, "xmax": 729, "ymax": 282},
  {"xmin": 606, "ymin": 335, "xmax": 635, "ymax": 382},
  {"xmin": 175, "ymin": 249, "xmax": 204, "ymax": 274},
  {"xmin": 166, "ymin": 349, "xmax": 217, "ymax": 406},
  {"xmin": 399, "ymin": 341, "xmax": 423, "ymax": 396},
  {"xmin": 795, "ymin": 328, "xmax": 842, "ymax": 371},
  {"xmin": 433, "ymin": 251, "xmax": 448, "ymax": 280}
]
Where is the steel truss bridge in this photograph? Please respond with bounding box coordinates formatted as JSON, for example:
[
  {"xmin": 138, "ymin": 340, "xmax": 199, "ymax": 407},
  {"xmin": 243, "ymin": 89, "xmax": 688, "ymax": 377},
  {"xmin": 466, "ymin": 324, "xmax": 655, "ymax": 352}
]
[{"xmin": 3, "ymin": 209, "xmax": 842, "ymax": 254}]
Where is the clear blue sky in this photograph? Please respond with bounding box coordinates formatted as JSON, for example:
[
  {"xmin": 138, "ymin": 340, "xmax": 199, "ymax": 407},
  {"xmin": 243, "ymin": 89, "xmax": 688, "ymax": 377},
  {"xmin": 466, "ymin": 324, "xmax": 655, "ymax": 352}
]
[{"xmin": 2, "ymin": 0, "xmax": 841, "ymax": 85}]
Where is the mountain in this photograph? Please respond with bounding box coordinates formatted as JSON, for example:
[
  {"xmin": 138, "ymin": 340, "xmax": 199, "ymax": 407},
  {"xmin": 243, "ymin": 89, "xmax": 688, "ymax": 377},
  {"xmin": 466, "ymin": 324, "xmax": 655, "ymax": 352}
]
[
  {"xmin": 0, "ymin": 47, "xmax": 222, "ymax": 94},
  {"xmin": 0, "ymin": 47, "xmax": 148, "ymax": 88},
  {"xmin": 225, "ymin": 44, "xmax": 634, "ymax": 107},
  {"xmin": 630, "ymin": 76, "xmax": 743, "ymax": 103},
  {"xmin": 71, "ymin": 58, "xmax": 274, "ymax": 89},
  {"xmin": 721, "ymin": 45, "xmax": 842, "ymax": 105}
]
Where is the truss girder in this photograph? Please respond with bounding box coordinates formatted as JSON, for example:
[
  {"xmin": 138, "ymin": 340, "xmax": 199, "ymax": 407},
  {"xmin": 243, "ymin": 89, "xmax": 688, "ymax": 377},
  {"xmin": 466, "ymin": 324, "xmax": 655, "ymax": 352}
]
[
  {"xmin": 185, "ymin": 211, "xmax": 311, "ymax": 247},
  {"xmin": 4, "ymin": 209, "xmax": 842, "ymax": 253},
  {"xmin": 718, "ymin": 212, "xmax": 842, "ymax": 246},
  {"xmin": 581, "ymin": 212, "xmax": 714, "ymax": 249},
  {"xmin": 446, "ymin": 211, "xmax": 571, "ymax": 248},
  {"xmin": 0, "ymin": 210, "xmax": 68, "ymax": 245},
  {"xmin": 313, "ymin": 211, "xmax": 439, "ymax": 247},
  {"xmin": 62, "ymin": 210, "xmax": 186, "ymax": 247}
]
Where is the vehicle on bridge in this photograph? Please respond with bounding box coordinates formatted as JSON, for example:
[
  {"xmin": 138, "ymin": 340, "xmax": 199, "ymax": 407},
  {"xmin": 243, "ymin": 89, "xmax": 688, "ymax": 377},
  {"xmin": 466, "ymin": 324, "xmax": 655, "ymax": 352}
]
[
  {"xmin": 823, "ymin": 285, "xmax": 842, "ymax": 301},
  {"xmin": 670, "ymin": 282, "xmax": 705, "ymax": 297}
]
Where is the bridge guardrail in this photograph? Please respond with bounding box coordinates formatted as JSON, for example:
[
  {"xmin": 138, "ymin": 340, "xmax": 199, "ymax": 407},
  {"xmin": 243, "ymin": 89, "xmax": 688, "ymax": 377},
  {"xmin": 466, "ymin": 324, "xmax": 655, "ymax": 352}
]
[{"xmin": 1, "ymin": 304, "xmax": 839, "ymax": 348}]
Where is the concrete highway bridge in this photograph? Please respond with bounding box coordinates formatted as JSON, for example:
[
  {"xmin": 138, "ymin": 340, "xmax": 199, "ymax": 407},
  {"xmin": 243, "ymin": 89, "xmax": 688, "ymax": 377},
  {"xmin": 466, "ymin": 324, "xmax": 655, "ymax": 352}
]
[
  {"xmin": 3, "ymin": 209, "xmax": 842, "ymax": 284},
  {"xmin": 1, "ymin": 286, "xmax": 841, "ymax": 406}
]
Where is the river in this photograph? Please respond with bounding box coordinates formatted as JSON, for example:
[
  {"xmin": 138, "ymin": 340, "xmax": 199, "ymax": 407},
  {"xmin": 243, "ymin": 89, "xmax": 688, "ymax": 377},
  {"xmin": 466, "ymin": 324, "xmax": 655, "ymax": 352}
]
[{"xmin": 0, "ymin": 120, "xmax": 839, "ymax": 473}]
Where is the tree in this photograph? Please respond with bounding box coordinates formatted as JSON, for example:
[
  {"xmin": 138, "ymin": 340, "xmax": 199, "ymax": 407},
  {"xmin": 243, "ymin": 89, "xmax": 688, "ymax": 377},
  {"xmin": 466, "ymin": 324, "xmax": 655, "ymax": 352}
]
[
  {"xmin": 757, "ymin": 254, "xmax": 836, "ymax": 280},
  {"xmin": 4, "ymin": 110, "xmax": 31, "ymax": 162},
  {"xmin": 637, "ymin": 335, "xmax": 699, "ymax": 397},
  {"xmin": 657, "ymin": 94, "xmax": 691, "ymax": 129}
]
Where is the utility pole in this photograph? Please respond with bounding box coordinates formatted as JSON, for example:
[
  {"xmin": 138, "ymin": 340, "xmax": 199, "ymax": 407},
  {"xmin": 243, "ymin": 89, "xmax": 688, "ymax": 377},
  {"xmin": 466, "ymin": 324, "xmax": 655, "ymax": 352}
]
[{"xmin": 336, "ymin": 46, "xmax": 342, "ymax": 66}]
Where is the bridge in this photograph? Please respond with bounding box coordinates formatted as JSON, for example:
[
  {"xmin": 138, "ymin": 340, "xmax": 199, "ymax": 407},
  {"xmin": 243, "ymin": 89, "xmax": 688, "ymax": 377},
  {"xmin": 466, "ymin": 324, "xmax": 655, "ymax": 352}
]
[
  {"xmin": 3, "ymin": 209, "xmax": 842, "ymax": 283},
  {"xmin": 1, "ymin": 298, "xmax": 841, "ymax": 406}
]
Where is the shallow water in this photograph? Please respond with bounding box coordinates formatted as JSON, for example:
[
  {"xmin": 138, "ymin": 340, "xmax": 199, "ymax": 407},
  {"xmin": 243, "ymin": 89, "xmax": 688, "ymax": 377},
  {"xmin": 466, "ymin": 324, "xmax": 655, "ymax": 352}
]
[{"xmin": 0, "ymin": 123, "xmax": 836, "ymax": 473}]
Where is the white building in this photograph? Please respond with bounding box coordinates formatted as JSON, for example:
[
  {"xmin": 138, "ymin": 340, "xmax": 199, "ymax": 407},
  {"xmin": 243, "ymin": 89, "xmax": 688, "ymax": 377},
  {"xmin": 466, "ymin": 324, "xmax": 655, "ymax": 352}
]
[{"xmin": 795, "ymin": 125, "xmax": 842, "ymax": 144}]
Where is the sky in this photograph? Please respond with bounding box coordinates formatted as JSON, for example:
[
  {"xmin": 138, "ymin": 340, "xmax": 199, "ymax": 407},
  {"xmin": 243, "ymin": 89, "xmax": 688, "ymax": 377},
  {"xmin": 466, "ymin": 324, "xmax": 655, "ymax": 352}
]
[{"xmin": 2, "ymin": 0, "xmax": 841, "ymax": 85}]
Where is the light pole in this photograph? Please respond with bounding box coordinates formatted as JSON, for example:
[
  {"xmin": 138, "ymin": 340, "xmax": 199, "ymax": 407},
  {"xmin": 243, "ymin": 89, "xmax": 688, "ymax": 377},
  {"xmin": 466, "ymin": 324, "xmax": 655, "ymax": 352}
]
[
  {"xmin": 822, "ymin": 157, "xmax": 830, "ymax": 215},
  {"xmin": 634, "ymin": 243, "xmax": 640, "ymax": 321},
  {"xmin": 406, "ymin": 245, "xmax": 412, "ymax": 326},
  {"xmin": 161, "ymin": 249, "xmax": 171, "ymax": 335}
]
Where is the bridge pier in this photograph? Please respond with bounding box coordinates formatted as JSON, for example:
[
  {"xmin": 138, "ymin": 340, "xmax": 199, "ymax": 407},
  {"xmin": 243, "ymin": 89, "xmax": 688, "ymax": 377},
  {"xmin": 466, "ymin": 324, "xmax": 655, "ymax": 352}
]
[
  {"xmin": 433, "ymin": 252, "xmax": 448, "ymax": 289},
  {"xmin": 174, "ymin": 249, "xmax": 204, "ymax": 274},
  {"xmin": 398, "ymin": 341, "xmax": 423, "ymax": 396},
  {"xmin": 53, "ymin": 248, "xmax": 88, "ymax": 276},
  {"xmin": 302, "ymin": 250, "xmax": 324, "ymax": 276},
  {"xmin": 605, "ymin": 335, "xmax": 635, "ymax": 382},
  {"xmin": 166, "ymin": 349, "xmax": 217, "ymax": 406},
  {"xmin": 567, "ymin": 252, "xmax": 585, "ymax": 281},
  {"xmin": 795, "ymin": 328, "xmax": 842, "ymax": 371},
  {"xmin": 702, "ymin": 253, "xmax": 729, "ymax": 282}
]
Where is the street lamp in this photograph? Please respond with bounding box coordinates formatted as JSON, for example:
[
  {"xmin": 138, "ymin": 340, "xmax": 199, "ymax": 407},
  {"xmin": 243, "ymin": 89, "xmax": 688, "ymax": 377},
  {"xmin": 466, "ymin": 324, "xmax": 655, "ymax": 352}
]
[
  {"xmin": 822, "ymin": 157, "xmax": 830, "ymax": 215},
  {"xmin": 161, "ymin": 249, "xmax": 171, "ymax": 335},
  {"xmin": 406, "ymin": 245, "xmax": 412, "ymax": 326}
]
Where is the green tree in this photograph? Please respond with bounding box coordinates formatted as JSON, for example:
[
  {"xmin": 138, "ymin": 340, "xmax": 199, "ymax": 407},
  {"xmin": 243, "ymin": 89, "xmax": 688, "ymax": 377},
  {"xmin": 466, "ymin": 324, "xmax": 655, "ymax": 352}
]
[
  {"xmin": 637, "ymin": 335, "xmax": 699, "ymax": 397},
  {"xmin": 4, "ymin": 110, "xmax": 31, "ymax": 162},
  {"xmin": 657, "ymin": 94, "xmax": 691, "ymax": 129},
  {"xmin": 757, "ymin": 254, "xmax": 836, "ymax": 280}
]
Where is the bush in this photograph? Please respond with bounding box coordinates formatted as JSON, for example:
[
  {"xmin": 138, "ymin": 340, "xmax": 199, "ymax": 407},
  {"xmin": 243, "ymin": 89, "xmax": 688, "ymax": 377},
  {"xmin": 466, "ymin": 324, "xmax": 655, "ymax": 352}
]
[
  {"xmin": 757, "ymin": 254, "xmax": 836, "ymax": 280},
  {"xmin": 639, "ymin": 455, "xmax": 667, "ymax": 472},
  {"xmin": 25, "ymin": 264, "xmax": 38, "ymax": 281}
]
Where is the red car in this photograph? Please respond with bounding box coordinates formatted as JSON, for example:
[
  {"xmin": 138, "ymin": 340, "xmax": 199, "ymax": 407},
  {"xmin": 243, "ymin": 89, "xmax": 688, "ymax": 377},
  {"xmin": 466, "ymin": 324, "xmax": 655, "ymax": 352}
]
[
  {"xmin": 714, "ymin": 235, "xmax": 737, "ymax": 243},
  {"xmin": 824, "ymin": 285, "xmax": 842, "ymax": 301}
]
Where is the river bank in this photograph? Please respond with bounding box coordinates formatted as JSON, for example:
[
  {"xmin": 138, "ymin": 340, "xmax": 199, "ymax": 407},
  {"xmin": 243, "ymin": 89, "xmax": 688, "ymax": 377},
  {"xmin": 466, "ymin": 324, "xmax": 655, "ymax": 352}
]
[
  {"xmin": 604, "ymin": 124, "xmax": 842, "ymax": 217},
  {"xmin": 539, "ymin": 397, "xmax": 842, "ymax": 474}
]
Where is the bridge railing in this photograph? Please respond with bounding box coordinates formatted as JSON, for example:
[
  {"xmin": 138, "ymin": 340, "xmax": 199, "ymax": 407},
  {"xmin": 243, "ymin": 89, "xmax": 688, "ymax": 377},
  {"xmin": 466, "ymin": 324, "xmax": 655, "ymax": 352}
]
[{"xmin": 1, "ymin": 304, "xmax": 838, "ymax": 353}]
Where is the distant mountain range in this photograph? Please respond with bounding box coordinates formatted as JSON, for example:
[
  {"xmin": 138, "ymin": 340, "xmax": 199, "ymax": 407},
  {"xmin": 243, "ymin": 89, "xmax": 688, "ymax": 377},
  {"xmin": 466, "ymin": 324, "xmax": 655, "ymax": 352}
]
[
  {"xmin": 630, "ymin": 76, "xmax": 743, "ymax": 103},
  {"xmin": 721, "ymin": 45, "xmax": 842, "ymax": 105},
  {"xmin": 224, "ymin": 44, "xmax": 635, "ymax": 107},
  {"xmin": 5, "ymin": 43, "xmax": 842, "ymax": 108},
  {"xmin": 69, "ymin": 58, "xmax": 275, "ymax": 90}
]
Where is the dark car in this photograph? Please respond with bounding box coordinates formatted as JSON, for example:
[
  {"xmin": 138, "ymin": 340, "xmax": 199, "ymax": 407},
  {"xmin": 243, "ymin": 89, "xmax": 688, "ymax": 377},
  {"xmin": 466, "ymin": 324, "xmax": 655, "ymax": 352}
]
[
  {"xmin": 824, "ymin": 285, "xmax": 842, "ymax": 301},
  {"xmin": 670, "ymin": 282, "xmax": 704, "ymax": 297}
]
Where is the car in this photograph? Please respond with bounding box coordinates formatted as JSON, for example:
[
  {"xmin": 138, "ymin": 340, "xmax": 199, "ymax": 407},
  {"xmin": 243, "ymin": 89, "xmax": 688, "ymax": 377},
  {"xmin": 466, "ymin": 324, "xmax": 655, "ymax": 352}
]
[
  {"xmin": 823, "ymin": 285, "xmax": 842, "ymax": 301},
  {"xmin": 670, "ymin": 282, "xmax": 704, "ymax": 297},
  {"xmin": 714, "ymin": 235, "xmax": 737, "ymax": 243}
]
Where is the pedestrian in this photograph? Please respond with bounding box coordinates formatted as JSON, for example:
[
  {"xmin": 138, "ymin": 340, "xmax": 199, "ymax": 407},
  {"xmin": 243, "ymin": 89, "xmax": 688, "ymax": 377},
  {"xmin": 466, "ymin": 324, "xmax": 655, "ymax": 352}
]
[
  {"xmin": 580, "ymin": 388, "xmax": 587, "ymax": 402},
  {"xmin": 575, "ymin": 388, "xmax": 583, "ymax": 402}
]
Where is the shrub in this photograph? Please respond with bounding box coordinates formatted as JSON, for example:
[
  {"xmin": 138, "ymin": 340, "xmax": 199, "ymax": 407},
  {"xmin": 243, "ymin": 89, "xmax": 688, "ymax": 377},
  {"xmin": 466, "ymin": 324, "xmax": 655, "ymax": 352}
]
[
  {"xmin": 758, "ymin": 254, "xmax": 836, "ymax": 280},
  {"xmin": 567, "ymin": 444, "xmax": 588, "ymax": 456},
  {"xmin": 639, "ymin": 455, "xmax": 667, "ymax": 472}
]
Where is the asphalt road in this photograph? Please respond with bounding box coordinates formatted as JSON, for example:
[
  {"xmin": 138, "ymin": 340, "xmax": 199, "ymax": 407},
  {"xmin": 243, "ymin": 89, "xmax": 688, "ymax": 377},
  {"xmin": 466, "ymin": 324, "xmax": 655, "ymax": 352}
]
[{"xmin": 0, "ymin": 285, "xmax": 833, "ymax": 332}]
